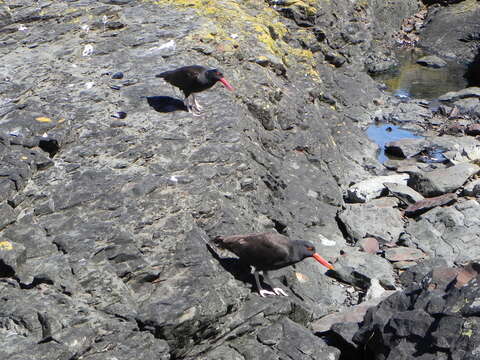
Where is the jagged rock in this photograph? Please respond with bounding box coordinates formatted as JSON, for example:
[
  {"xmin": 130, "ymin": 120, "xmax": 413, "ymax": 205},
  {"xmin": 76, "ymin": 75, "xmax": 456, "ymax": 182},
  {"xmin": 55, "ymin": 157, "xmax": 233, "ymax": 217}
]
[
  {"xmin": 0, "ymin": 240, "xmax": 26, "ymax": 277},
  {"xmin": 407, "ymin": 199, "xmax": 480, "ymax": 263},
  {"xmin": 338, "ymin": 201, "xmax": 405, "ymax": 243},
  {"xmin": 354, "ymin": 262, "xmax": 480, "ymax": 359},
  {"xmin": 344, "ymin": 174, "xmax": 409, "ymax": 203},
  {"xmin": 408, "ymin": 163, "xmax": 480, "ymax": 197},
  {"xmin": 330, "ymin": 249, "xmax": 396, "ymax": 290},
  {"xmin": 404, "ymin": 192, "xmax": 457, "ymax": 217},
  {"xmin": 384, "ymin": 182, "xmax": 424, "ymax": 205},
  {"xmin": 463, "ymin": 179, "xmax": 480, "ymax": 197}
]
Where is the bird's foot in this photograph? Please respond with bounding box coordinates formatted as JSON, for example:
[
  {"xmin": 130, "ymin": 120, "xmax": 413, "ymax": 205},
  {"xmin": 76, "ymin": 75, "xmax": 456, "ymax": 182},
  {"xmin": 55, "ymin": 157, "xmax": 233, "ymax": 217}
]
[
  {"xmin": 259, "ymin": 289, "xmax": 277, "ymax": 297},
  {"xmin": 187, "ymin": 105, "xmax": 203, "ymax": 117},
  {"xmin": 272, "ymin": 287, "xmax": 289, "ymax": 296}
]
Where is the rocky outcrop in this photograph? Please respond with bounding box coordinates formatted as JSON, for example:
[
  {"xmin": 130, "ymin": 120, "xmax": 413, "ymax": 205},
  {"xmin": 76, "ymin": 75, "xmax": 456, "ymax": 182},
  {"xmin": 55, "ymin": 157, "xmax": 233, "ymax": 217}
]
[{"xmin": 354, "ymin": 262, "xmax": 480, "ymax": 360}]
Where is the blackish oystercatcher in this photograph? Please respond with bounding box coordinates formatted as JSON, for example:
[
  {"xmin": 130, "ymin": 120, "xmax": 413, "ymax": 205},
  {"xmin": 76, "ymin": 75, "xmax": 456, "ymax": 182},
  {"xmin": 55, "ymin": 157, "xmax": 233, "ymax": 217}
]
[
  {"xmin": 156, "ymin": 65, "xmax": 234, "ymax": 116},
  {"xmin": 213, "ymin": 232, "xmax": 334, "ymax": 297}
]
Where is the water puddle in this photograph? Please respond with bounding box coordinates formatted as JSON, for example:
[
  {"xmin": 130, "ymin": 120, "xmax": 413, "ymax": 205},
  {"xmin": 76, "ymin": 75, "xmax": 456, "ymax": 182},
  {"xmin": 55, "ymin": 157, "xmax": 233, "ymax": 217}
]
[
  {"xmin": 366, "ymin": 123, "xmax": 423, "ymax": 163},
  {"xmin": 372, "ymin": 48, "xmax": 469, "ymax": 100}
]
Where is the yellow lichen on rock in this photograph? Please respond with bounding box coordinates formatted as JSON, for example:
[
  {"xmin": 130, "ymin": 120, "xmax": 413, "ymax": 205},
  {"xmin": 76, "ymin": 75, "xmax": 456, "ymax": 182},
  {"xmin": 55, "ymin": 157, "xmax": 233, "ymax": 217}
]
[
  {"xmin": 35, "ymin": 116, "xmax": 52, "ymax": 123},
  {"xmin": 0, "ymin": 241, "xmax": 13, "ymax": 251},
  {"xmin": 152, "ymin": 0, "xmax": 320, "ymax": 80}
]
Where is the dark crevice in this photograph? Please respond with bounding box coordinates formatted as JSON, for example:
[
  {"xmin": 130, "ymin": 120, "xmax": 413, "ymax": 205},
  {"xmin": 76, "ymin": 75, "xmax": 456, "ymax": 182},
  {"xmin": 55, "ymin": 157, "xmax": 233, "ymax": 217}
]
[
  {"xmin": 271, "ymin": 218, "xmax": 288, "ymax": 235},
  {"xmin": 19, "ymin": 276, "xmax": 54, "ymax": 289},
  {"xmin": 0, "ymin": 260, "xmax": 15, "ymax": 277},
  {"xmin": 465, "ymin": 51, "xmax": 480, "ymax": 87},
  {"xmin": 335, "ymin": 211, "xmax": 351, "ymax": 244},
  {"xmin": 38, "ymin": 138, "xmax": 60, "ymax": 158}
]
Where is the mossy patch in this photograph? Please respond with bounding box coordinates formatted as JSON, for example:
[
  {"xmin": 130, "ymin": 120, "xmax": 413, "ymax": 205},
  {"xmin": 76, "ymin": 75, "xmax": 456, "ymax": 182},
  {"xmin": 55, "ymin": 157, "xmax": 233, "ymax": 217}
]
[{"xmin": 152, "ymin": 0, "xmax": 320, "ymax": 80}]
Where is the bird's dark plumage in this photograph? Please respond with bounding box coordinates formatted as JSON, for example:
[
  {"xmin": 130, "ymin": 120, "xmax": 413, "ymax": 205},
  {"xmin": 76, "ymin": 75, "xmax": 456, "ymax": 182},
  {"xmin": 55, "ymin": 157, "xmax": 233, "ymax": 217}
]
[
  {"xmin": 156, "ymin": 65, "xmax": 233, "ymax": 115},
  {"xmin": 213, "ymin": 232, "xmax": 333, "ymax": 297}
]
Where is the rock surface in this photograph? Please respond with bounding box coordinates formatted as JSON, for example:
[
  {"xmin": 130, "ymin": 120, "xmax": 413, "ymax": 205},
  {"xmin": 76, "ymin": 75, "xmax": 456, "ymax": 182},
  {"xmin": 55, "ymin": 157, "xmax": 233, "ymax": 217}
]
[{"xmin": 0, "ymin": 0, "xmax": 479, "ymax": 359}]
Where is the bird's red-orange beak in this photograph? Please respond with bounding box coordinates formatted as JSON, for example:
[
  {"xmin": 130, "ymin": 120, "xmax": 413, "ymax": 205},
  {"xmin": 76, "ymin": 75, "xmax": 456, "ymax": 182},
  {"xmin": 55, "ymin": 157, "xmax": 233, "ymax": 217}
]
[
  {"xmin": 219, "ymin": 77, "xmax": 234, "ymax": 91},
  {"xmin": 312, "ymin": 253, "xmax": 334, "ymax": 270}
]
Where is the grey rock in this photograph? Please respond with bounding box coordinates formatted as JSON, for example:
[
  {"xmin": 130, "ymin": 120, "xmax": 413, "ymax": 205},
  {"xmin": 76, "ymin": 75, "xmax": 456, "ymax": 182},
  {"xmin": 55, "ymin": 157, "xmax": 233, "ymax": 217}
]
[
  {"xmin": 463, "ymin": 178, "xmax": 480, "ymax": 197},
  {"xmin": 0, "ymin": 202, "xmax": 16, "ymax": 230},
  {"xmin": 408, "ymin": 163, "xmax": 480, "ymax": 197},
  {"xmin": 338, "ymin": 202, "xmax": 405, "ymax": 243},
  {"xmin": 331, "ymin": 249, "xmax": 396, "ymax": 290},
  {"xmin": 0, "ymin": 240, "xmax": 26, "ymax": 277},
  {"xmin": 416, "ymin": 55, "xmax": 447, "ymax": 68},
  {"xmin": 384, "ymin": 182, "xmax": 424, "ymax": 205},
  {"xmin": 406, "ymin": 200, "xmax": 480, "ymax": 263},
  {"xmin": 384, "ymin": 138, "xmax": 427, "ymax": 158},
  {"xmin": 438, "ymin": 87, "xmax": 480, "ymax": 102},
  {"xmin": 344, "ymin": 174, "xmax": 409, "ymax": 203}
]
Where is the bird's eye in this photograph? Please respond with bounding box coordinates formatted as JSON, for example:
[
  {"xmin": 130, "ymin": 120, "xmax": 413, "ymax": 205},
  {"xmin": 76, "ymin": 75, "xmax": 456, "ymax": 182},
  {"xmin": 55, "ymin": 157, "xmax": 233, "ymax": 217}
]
[{"xmin": 306, "ymin": 246, "xmax": 314, "ymax": 251}]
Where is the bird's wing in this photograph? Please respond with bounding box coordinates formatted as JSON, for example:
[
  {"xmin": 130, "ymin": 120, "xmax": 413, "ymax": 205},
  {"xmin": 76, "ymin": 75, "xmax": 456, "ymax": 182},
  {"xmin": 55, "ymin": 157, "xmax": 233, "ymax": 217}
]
[
  {"xmin": 164, "ymin": 65, "xmax": 205, "ymax": 89},
  {"xmin": 220, "ymin": 232, "xmax": 291, "ymax": 266}
]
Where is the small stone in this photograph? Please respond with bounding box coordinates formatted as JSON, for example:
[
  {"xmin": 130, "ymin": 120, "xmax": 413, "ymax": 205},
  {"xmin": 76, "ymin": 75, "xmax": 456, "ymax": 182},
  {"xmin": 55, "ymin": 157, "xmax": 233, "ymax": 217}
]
[
  {"xmin": 385, "ymin": 247, "xmax": 426, "ymax": 262},
  {"xmin": 111, "ymin": 111, "xmax": 127, "ymax": 119},
  {"xmin": 240, "ymin": 178, "xmax": 255, "ymax": 191},
  {"xmin": 110, "ymin": 85, "xmax": 121, "ymax": 90},
  {"xmin": 111, "ymin": 72, "xmax": 124, "ymax": 79},
  {"xmin": 385, "ymin": 138, "xmax": 427, "ymax": 158},
  {"xmin": 358, "ymin": 237, "xmax": 379, "ymax": 254},
  {"xmin": 344, "ymin": 174, "xmax": 409, "ymax": 203}
]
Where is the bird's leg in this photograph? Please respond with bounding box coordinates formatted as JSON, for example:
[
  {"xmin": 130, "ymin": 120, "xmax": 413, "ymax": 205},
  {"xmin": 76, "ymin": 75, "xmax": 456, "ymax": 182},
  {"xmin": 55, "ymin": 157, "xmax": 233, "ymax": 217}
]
[
  {"xmin": 192, "ymin": 94, "xmax": 203, "ymax": 111},
  {"xmin": 252, "ymin": 267, "xmax": 275, "ymax": 297},
  {"xmin": 184, "ymin": 96, "xmax": 202, "ymax": 116},
  {"xmin": 263, "ymin": 271, "xmax": 289, "ymax": 297}
]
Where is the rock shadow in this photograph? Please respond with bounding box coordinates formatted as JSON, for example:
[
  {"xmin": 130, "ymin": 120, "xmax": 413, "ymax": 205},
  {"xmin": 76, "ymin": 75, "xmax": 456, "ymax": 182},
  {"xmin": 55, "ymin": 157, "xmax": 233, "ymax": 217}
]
[
  {"xmin": 146, "ymin": 96, "xmax": 187, "ymax": 113},
  {"xmin": 465, "ymin": 50, "xmax": 480, "ymax": 87}
]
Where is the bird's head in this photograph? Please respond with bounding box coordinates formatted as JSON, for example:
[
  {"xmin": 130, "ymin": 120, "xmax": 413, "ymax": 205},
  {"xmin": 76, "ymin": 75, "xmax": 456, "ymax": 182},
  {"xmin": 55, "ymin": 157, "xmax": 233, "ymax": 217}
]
[
  {"xmin": 207, "ymin": 68, "xmax": 234, "ymax": 91},
  {"xmin": 296, "ymin": 240, "xmax": 334, "ymax": 270}
]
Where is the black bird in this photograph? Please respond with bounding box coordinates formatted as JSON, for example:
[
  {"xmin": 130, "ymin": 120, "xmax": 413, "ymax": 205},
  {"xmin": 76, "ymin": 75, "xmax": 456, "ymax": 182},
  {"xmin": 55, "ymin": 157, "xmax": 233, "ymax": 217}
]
[
  {"xmin": 213, "ymin": 232, "xmax": 334, "ymax": 297},
  {"xmin": 156, "ymin": 65, "xmax": 234, "ymax": 115}
]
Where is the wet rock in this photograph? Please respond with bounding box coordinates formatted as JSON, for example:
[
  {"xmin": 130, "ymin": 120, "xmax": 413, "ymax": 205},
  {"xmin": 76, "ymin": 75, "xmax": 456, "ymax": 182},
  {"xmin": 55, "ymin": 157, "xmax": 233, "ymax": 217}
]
[
  {"xmin": 404, "ymin": 192, "xmax": 457, "ymax": 217},
  {"xmin": 384, "ymin": 247, "xmax": 426, "ymax": 262},
  {"xmin": 344, "ymin": 174, "xmax": 409, "ymax": 203},
  {"xmin": 438, "ymin": 87, "xmax": 480, "ymax": 102},
  {"xmin": 416, "ymin": 55, "xmax": 447, "ymax": 68},
  {"xmin": 408, "ymin": 163, "xmax": 480, "ymax": 197},
  {"xmin": 112, "ymin": 71, "xmax": 124, "ymax": 79},
  {"xmin": 331, "ymin": 249, "xmax": 396, "ymax": 290},
  {"xmin": 384, "ymin": 182, "xmax": 424, "ymax": 205},
  {"xmin": 338, "ymin": 202, "xmax": 405, "ymax": 243},
  {"xmin": 384, "ymin": 138, "xmax": 427, "ymax": 158}
]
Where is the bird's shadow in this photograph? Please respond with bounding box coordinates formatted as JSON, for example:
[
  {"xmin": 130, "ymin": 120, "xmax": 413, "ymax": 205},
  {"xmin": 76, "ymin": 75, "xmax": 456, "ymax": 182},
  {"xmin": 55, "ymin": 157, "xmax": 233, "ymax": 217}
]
[
  {"xmin": 146, "ymin": 96, "xmax": 187, "ymax": 113},
  {"xmin": 206, "ymin": 243, "xmax": 273, "ymax": 293}
]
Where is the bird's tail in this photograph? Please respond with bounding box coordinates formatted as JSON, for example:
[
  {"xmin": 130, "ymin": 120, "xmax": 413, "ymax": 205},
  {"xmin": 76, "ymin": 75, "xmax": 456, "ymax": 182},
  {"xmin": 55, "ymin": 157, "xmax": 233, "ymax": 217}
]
[{"xmin": 155, "ymin": 70, "xmax": 171, "ymax": 78}]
